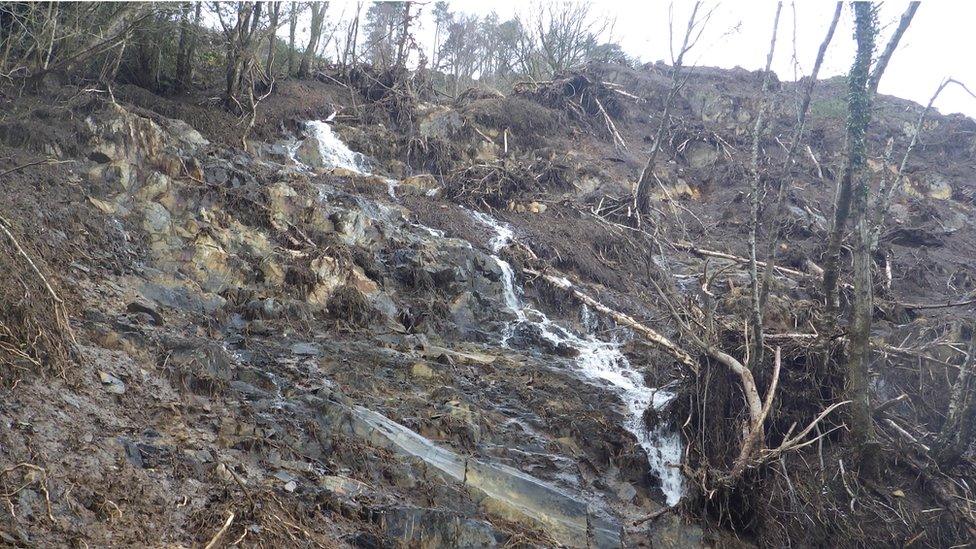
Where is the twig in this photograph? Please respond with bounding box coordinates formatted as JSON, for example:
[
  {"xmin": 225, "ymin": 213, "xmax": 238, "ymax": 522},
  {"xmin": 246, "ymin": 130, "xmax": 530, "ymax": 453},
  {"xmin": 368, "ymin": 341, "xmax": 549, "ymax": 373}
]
[
  {"xmin": 0, "ymin": 158, "xmax": 71, "ymax": 178},
  {"xmin": 0, "ymin": 463, "xmax": 54, "ymax": 522},
  {"xmin": 632, "ymin": 506, "xmax": 670, "ymax": 526},
  {"xmin": 204, "ymin": 511, "xmax": 236, "ymax": 549}
]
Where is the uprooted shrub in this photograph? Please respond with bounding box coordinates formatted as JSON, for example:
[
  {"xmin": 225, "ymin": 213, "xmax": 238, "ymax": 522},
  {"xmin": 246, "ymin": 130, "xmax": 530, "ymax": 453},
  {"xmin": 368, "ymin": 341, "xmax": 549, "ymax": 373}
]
[
  {"xmin": 460, "ymin": 96, "xmax": 565, "ymax": 151},
  {"xmin": 511, "ymin": 70, "xmax": 630, "ymax": 146},
  {"xmin": 514, "ymin": 70, "xmax": 625, "ymax": 120},
  {"xmin": 324, "ymin": 286, "xmax": 373, "ymax": 330},
  {"xmin": 443, "ymin": 158, "xmax": 574, "ymax": 208},
  {"xmin": 0, "ymin": 219, "xmax": 76, "ymax": 381},
  {"xmin": 322, "ymin": 64, "xmax": 434, "ymax": 130}
]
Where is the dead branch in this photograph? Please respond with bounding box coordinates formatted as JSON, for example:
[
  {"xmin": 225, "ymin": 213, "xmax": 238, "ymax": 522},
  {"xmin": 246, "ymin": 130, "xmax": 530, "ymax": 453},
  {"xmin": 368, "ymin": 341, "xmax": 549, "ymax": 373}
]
[
  {"xmin": 873, "ymin": 394, "xmax": 908, "ymax": 417},
  {"xmin": 730, "ymin": 347, "xmax": 782, "ymax": 479},
  {"xmin": 761, "ymin": 400, "xmax": 851, "ymax": 461},
  {"xmin": 0, "ymin": 158, "xmax": 71, "ymax": 178},
  {"xmin": 673, "ymin": 241, "xmax": 810, "ymax": 279},
  {"xmin": 632, "ymin": 506, "xmax": 670, "ymax": 526},
  {"xmin": 204, "ymin": 511, "xmax": 236, "ymax": 549},
  {"xmin": 0, "ymin": 214, "xmax": 76, "ymax": 347},
  {"xmin": 523, "ymin": 267, "xmax": 699, "ymax": 371},
  {"xmin": 895, "ymin": 295, "xmax": 976, "ymax": 311}
]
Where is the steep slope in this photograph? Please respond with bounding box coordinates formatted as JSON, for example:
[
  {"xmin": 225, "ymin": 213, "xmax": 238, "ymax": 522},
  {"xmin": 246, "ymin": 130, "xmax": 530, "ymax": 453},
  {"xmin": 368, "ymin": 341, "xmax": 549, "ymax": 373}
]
[{"xmin": 0, "ymin": 61, "xmax": 974, "ymax": 548}]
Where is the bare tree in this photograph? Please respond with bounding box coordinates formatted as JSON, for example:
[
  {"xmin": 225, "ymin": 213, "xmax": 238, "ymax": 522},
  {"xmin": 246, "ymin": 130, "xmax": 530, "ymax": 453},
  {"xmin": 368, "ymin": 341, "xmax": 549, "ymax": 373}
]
[
  {"xmin": 264, "ymin": 1, "xmax": 282, "ymax": 81},
  {"xmin": 633, "ymin": 2, "xmax": 711, "ymax": 215},
  {"xmin": 298, "ymin": 2, "xmax": 327, "ymax": 78},
  {"xmin": 512, "ymin": 1, "xmax": 611, "ymax": 79},
  {"xmin": 439, "ymin": 14, "xmax": 480, "ymax": 95},
  {"xmin": 175, "ymin": 2, "xmax": 203, "ymax": 92},
  {"xmin": 758, "ymin": 2, "xmax": 843, "ymax": 307},
  {"xmin": 935, "ymin": 324, "xmax": 976, "ymax": 467},
  {"xmin": 393, "ymin": 2, "xmax": 415, "ymax": 69},
  {"xmin": 213, "ymin": 1, "xmax": 266, "ymax": 109},
  {"xmin": 10, "ymin": 3, "xmax": 152, "ymax": 82},
  {"xmin": 287, "ymin": 2, "xmax": 301, "ymax": 75},
  {"xmin": 822, "ymin": 2, "xmax": 919, "ymax": 311},
  {"xmin": 340, "ymin": 2, "xmax": 363, "ymax": 69},
  {"xmin": 746, "ymin": 2, "xmax": 783, "ymax": 369},
  {"xmin": 362, "ymin": 1, "xmax": 400, "ymax": 67},
  {"xmin": 871, "ymin": 78, "xmax": 976, "ymax": 251},
  {"xmin": 430, "ymin": 1, "xmax": 451, "ymax": 70}
]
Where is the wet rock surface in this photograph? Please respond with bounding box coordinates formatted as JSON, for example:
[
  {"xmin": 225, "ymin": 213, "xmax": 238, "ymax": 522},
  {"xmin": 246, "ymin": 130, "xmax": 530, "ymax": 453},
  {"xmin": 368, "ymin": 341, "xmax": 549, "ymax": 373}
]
[
  {"xmin": 0, "ymin": 96, "xmax": 691, "ymax": 548},
  {"xmin": 3, "ymin": 65, "xmax": 974, "ymax": 548}
]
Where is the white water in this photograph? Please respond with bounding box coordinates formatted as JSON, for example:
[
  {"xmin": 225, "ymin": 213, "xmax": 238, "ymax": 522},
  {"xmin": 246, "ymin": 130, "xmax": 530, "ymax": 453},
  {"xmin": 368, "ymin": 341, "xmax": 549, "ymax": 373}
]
[
  {"xmin": 470, "ymin": 210, "xmax": 686, "ymax": 506},
  {"xmin": 304, "ymin": 120, "xmax": 370, "ymax": 173},
  {"xmin": 289, "ymin": 122, "xmax": 685, "ymax": 504},
  {"xmin": 293, "ymin": 120, "xmax": 398, "ymax": 198}
]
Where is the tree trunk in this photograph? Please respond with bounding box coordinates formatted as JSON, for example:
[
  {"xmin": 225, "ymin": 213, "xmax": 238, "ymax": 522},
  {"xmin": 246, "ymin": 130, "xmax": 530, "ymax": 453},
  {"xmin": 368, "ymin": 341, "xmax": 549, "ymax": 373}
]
[
  {"xmin": 175, "ymin": 2, "xmax": 201, "ymax": 92},
  {"xmin": 823, "ymin": 2, "xmax": 919, "ymax": 311},
  {"xmin": 935, "ymin": 327, "xmax": 976, "ymax": 467},
  {"xmin": 298, "ymin": 2, "xmax": 325, "ymax": 78},
  {"xmin": 394, "ymin": 2, "xmax": 411, "ymax": 69},
  {"xmin": 842, "ymin": 2, "xmax": 878, "ymax": 469},
  {"xmin": 287, "ymin": 2, "xmax": 298, "ymax": 75},
  {"xmin": 225, "ymin": 2, "xmax": 261, "ymax": 109},
  {"xmin": 350, "ymin": 3, "xmax": 360, "ymax": 66},
  {"xmin": 265, "ymin": 2, "xmax": 281, "ymax": 81},
  {"xmin": 746, "ymin": 3, "xmax": 782, "ymax": 370}
]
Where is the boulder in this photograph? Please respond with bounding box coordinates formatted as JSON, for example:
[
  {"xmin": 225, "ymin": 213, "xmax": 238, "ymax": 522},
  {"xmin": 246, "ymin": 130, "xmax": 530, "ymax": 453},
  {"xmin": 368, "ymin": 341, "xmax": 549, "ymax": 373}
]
[{"xmin": 399, "ymin": 174, "xmax": 440, "ymax": 197}]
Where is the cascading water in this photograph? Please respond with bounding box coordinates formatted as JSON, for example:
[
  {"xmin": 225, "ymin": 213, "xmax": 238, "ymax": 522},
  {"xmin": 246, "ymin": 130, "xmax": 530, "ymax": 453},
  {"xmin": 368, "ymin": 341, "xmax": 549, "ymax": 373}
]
[
  {"xmin": 291, "ymin": 120, "xmax": 398, "ymax": 198},
  {"xmin": 471, "ymin": 210, "xmax": 686, "ymax": 506},
  {"xmin": 289, "ymin": 120, "xmax": 685, "ymax": 504},
  {"xmin": 304, "ymin": 120, "xmax": 370, "ymax": 173}
]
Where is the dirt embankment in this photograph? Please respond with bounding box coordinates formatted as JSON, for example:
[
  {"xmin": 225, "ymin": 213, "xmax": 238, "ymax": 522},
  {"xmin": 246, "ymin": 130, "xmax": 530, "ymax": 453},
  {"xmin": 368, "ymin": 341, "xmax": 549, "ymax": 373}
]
[{"xmin": 0, "ymin": 62, "xmax": 974, "ymax": 548}]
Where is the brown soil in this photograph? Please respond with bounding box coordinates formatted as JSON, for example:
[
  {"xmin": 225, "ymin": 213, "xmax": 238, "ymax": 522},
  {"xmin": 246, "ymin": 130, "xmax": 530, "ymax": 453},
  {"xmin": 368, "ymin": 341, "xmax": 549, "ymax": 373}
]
[{"xmin": 1, "ymin": 60, "xmax": 974, "ymax": 548}]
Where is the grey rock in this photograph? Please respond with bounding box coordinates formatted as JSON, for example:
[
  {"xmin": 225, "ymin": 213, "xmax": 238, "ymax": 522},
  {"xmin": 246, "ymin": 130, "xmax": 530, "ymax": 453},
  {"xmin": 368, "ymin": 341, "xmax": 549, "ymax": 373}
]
[{"xmin": 98, "ymin": 371, "xmax": 126, "ymax": 394}]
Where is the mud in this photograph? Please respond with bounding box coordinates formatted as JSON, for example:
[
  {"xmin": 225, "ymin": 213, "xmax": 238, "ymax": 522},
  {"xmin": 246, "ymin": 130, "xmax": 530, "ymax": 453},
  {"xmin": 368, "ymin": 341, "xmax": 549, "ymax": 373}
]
[{"xmin": 1, "ymin": 60, "xmax": 974, "ymax": 548}]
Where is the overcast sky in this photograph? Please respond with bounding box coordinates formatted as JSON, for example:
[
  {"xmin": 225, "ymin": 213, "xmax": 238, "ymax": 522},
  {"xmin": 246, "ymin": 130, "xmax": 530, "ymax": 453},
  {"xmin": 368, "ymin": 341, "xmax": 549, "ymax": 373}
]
[{"xmin": 314, "ymin": 1, "xmax": 976, "ymax": 118}]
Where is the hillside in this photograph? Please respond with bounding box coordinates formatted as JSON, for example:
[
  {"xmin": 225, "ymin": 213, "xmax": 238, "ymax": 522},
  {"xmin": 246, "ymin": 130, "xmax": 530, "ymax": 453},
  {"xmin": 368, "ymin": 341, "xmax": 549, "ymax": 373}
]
[{"xmin": 0, "ymin": 58, "xmax": 974, "ymax": 548}]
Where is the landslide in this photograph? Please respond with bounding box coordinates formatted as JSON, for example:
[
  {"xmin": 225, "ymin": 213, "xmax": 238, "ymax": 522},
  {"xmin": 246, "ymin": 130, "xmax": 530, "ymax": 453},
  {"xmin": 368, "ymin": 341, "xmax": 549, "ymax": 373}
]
[{"xmin": 0, "ymin": 60, "xmax": 974, "ymax": 549}]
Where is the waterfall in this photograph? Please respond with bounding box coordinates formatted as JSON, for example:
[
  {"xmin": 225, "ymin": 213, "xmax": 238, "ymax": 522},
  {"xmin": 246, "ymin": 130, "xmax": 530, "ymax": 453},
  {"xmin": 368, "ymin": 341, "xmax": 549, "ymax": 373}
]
[
  {"xmin": 290, "ymin": 120, "xmax": 398, "ymax": 198},
  {"xmin": 289, "ymin": 120, "xmax": 685, "ymax": 504},
  {"xmin": 470, "ymin": 210, "xmax": 686, "ymax": 506}
]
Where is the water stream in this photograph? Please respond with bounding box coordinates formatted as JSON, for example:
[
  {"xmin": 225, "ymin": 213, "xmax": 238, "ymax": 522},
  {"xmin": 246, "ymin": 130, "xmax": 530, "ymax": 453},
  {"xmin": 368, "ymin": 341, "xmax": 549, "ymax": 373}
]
[
  {"xmin": 470, "ymin": 210, "xmax": 686, "ymax": 506},
  {"xmin": 293, "ymin": 120, "xmax": 685, "ymax": 505},
  {"xmin": 290, "ymin": 120, "xmax": 399, "ymax": 198}
]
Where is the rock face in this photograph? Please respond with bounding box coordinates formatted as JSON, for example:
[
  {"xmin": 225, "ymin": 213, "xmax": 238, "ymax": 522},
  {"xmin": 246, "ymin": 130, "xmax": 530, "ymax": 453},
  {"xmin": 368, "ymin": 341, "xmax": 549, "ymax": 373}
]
[
  {"xmin": 5, "ymin": 60, "xmax": 976, "ymax": 549},
  {"xmin": 32, "ymin": 101, "xmax": 664, "ymax": 547},
  {"xmin": 345, "ymin": 405, "xmax": 622, "ymax": 547}
]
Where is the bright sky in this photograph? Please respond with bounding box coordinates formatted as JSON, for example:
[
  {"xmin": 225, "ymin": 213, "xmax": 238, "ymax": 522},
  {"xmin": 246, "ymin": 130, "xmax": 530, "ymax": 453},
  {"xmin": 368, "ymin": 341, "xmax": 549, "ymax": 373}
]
[{"xmin": 315, "ymin": 1, "xmax": 976, "ymax": 118}]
